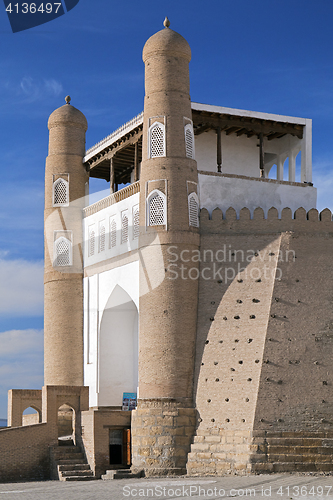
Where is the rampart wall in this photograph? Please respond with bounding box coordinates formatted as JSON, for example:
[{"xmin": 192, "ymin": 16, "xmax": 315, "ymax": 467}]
[{"xmin": 187, "ymin": 206, "xmax": 333, "ymax": 474}]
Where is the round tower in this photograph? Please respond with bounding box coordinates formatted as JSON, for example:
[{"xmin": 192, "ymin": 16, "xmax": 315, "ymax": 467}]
[
  {"xmin": 44, "ymin": 97, "xmax": 88, "ymax": 386},
  {"xmin": 132, "ymin": 19, "xmax": 200, "ymax": 476}
]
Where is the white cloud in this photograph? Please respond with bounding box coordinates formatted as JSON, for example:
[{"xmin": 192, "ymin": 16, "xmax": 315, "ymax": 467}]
[
  {"xmin": 43, "ymin": 78, "xmax": 63, "ymax": 96},
  {"xmin": 0, "ymin": 329, "xmax": 44, "ymax": 416},
  {"xmin": 14, "ymin": 76, "xmax": 63, "ymax": 103},
  {"xmin": 0, "ymin": 259, "xmax": 43, "ymax": 316},
  {"xmin": 0, "ymin": 329, "xmax": 43, "ymax": 357}
]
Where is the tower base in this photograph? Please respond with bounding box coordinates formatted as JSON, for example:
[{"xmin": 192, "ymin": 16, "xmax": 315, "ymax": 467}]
[{"xmin": 131, "ymin": 398, "xmax": 196, "ymax": 476}]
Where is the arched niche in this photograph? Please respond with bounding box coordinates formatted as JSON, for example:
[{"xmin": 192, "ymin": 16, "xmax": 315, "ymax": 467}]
[{"xmin": 99, "ymin": 285, "xmax": 138, "ymax": 407}]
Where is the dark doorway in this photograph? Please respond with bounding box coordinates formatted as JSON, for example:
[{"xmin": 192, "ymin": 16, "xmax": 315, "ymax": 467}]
[{"xmin": 109, "ymin": 428, "xmax": 131, "ymax": 466}]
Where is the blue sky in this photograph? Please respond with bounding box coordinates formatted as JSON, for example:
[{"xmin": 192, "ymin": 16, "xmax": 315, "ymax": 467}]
[{"xmin": 0, "ymin": 0, "xmax": 333, "ymax": 417}]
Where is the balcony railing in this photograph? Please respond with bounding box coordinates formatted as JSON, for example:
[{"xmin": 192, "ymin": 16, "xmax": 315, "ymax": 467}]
[
  {"xmin": 84, "ymin": 112, "xmax": 144, "ymax": 160},
  {"xmin": 83, "ymin": 181, "xmax": 140, "ymax": 218}
]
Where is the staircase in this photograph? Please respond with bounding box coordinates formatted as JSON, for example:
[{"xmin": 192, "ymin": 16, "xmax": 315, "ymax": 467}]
[
  {"xmin": 252, "ymin": 431, "xmax": 333, "ymax": 473},
  {"xmin": 50, "ymin": 438, "xmax": 95, "ymax": 481}
]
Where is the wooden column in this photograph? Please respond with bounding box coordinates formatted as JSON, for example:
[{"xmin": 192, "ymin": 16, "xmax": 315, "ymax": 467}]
[
  {"xmin": 259, "ymin": 132, "xmax": 265, "ymax": 178},
  {"xmin": 134, "ymin": 141, "xmax": 139, "ymax": 182},
  {"xmin": 110, "ymin": 157, "xmax": 115, "ymax": 194},
  {"xmin": 217, "ymin": 127, "xmax": 222, "ymax": 173}
]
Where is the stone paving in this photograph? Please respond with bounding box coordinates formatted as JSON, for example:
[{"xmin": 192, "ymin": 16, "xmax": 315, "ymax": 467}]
[{"xmin": 1, "ymin": 474, "xmax": 333, "ymax": 500}]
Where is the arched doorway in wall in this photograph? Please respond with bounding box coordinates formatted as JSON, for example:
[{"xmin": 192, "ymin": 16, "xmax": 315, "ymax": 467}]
[
  {"xmin": 99, "ymin": 285, "xmax": 138, "ymax": 407},
  {"xmin": 57, "ymin": 404, "xmax": 75, "ymax": 442},
  {"xmin": 22, "ymin": 406, "xmax": 41, "ymax": 426}
]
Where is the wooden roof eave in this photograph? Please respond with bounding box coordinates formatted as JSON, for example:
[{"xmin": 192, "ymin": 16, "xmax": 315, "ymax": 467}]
[
  {"xmin": 192, "ymin": 110, "xmax": 304, "ymax": 140},
  {"xmin": 85, "ymin": 127, "xmax": 143, "ymax": 180}
]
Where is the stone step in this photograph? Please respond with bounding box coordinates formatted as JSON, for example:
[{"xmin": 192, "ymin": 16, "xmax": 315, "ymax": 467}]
[
  {"xmin": 268, "ymin": 454, "xmax": 333, "ymax": 463},
  {"xmin": 101, "ymin": 469, "xmax": 143, "ymax": 480},
  {"xmin": 62, "ymin": 475, "xmax": 96, "ymax": 481},
  {"xmin": 61, "ymin": 470, "xmax": 94, "ymax": 477},
  {"xmin": 252, "ymin": 462, "xmax": 333, "ymax": 473},
  {"xmin": 56, "ymin": 459, "xmax": 87, "ymax": 466},
  {"xmin": 267, "ymin": 445, "xmax": 333, "ymax": 454},
  {"xmin": 58, "ymin": 464, "xmax": 90, "ymax": 472},
  {"xmin": 51, "ymin": 444, "xmax": 95, "ymax": 482},
  {"xmin": 251, "ymin": 463, "xmax": 274, "ymax": 473},
  {"xmin": 265, "ymin": 438, "xmax": 327, "ymax": 446},
  {"xmin": 272, "ymin": 462, "xmax": 333, "ymax": 473},
  {"xmin": 264, "ymin": 431, "xmax": 333, "ymax": 439},
  {"xmin": 53, "ymin": 452, "xmax": 85, "ymax": 460},
  {"xmin": 52, "ymin": 446, "xmax": 82, "ymax": 454},
  {"xmin": 58, "ymin": 438, "xmax": 75, "ymax": 447}
]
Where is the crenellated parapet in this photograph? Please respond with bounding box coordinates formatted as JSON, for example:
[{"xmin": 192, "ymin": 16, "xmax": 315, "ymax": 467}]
[{"xmin": 200, "ymin": 206, "xmax": 333, "ymax": 234}]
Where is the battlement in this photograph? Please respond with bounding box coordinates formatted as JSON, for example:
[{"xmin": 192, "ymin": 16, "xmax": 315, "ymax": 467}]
[{"xmin": 200, "ymin": 206, "xmax": 333, "ymax": 234}]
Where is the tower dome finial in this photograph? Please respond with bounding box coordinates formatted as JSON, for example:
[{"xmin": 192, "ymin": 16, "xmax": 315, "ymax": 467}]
[{"xmin": 163, "ymin": 16, "xmax": 170, "ymax": 28}]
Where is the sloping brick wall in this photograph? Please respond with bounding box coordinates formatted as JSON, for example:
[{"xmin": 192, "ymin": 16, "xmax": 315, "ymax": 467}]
[
  {"xmin": 0, "ymin": 423, "xmax": 57, "ymax": 482},
  {"xmin": 188, "ymin": 206, "xmax": 333, "ymax": 474}
]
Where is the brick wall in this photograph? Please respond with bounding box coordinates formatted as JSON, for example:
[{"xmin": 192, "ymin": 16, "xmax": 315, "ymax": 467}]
[
  {"xmin": 0, "ymin": 423, "xmax": 57, "ymax": 482},
  {"xmin": 81, "ymin": 409, "xmax": 131, "ymax": 478}
]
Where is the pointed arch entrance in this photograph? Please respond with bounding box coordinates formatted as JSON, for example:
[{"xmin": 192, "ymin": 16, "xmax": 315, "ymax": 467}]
[{"xmin": 99, "ymin": 285, "xmax": 138, "ymax": 407}]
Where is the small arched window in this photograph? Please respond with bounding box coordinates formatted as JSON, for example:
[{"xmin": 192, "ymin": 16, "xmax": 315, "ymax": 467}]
[
  {"xmin": 148, "ymin": 121, "xmax": 166, "ymax": 158},
  {"xmin": 188, "ymin": 192, "xmax": 199, "ymax": 227},
  {"xmin": 184, "ymin": 123, "xmax": 195, "ymax": 159},
  {"xmin": 133, "ymin": 206, "xmax": 140, "ymax": 239},
  {"xmin": 147, "ymin": 189, "xmax": 166, "ymax": 226},
  {"xmin": 109, "ymin": 217, "xmax": 117, "ymax": 248},
  {"xmin": 99, "ymin": 221, "xmax": 106, "ymax": 252},
  {"xmin": 121, "ymin": 210, "xmax": 129, "ymax": 244},
  {"xmin": 88, "ymin": 226, "xmax": 95, "ymax": 257},
  {"xmin": 54, "ymin": 237, "xmax": 72, "ymax": 267},
  {"xmin": 53, "ymin": 177, "xmax": 69, "ymax": 206}
]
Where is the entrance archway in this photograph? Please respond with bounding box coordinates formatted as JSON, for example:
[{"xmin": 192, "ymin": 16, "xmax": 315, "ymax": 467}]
[
  {"xmin": 57, "ymin": 404, "xmax": 75, "ymax": 440},
  {"xmin": 99, "ymin": 285, "xmax": 138, "ymax": 407}
]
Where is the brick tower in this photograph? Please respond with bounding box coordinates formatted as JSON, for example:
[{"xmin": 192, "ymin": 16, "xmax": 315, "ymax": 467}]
[
  {"xmin": 44, "ymin": 96, "xmax": 88, "ymax": 386},
  {"xmin": 131, "ymin": 19, "xmax": 200, "ymax": 476}
]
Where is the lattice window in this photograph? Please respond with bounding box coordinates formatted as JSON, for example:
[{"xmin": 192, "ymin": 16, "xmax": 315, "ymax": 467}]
[
  {"xmin": 148, "ymin": 190, "xmax": 166, "ymax": 226},
  {"xmin": 54, "ymin": 237, "xmax": 71, "ymax": 266},
  {"xmin": 188, "ymin": 192, "xmax": 199, "ymax": 227},
  {"xmin": 109, "ymin": 217, "xmax": 117, "ymax": 248},
  {"xmin": 133, "ymin": 206, "xmax": 140, "ymax": 239},
  {"xmin": 53, "ymin": 178, "xmax": 69, "ymax": 206},
  {"xmin": 121, "ymin": 211, "xmax": 129, "ymax": 244},
  {"xmin": 99, "ymin": 221, "xmax": 106, "ymax": 252},
  {"xmin": 149, "ymin": 122, "xmax": 165, "ymax": 158},
  {"xmin": 88, "ymin": 227, "xmax": 95, "ymax": 257},
  {"xmin": 185, "ymin": 123, "xmax": 195, "ymax": 159}
]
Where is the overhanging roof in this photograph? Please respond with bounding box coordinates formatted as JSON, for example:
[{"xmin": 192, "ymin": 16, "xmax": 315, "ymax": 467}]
[{"xmin": 83, "ymin": 104, "xmax": 307, "ymax": 182}]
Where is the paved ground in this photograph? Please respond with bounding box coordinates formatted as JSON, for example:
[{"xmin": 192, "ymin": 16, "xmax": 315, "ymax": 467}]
[{"xmin": 1, "ymin": 474, "xmax": 333, "ymax": 500}]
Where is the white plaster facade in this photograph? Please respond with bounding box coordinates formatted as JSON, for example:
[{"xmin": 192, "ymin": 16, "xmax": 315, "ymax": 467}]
[
  {"xmin": 83, "ymin": 260, "xmax": 139, "ymax": 408},
  {"xmin": 83, "ymin": 192, "xmax": 140, "ymax": 268},
  {"xmin": 198, "ymin": 172, "xmax": 317, "ymax": 217},
  {"xmin": 83, "ymin": 192, "xmax": 140, "ymax": 408}
]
